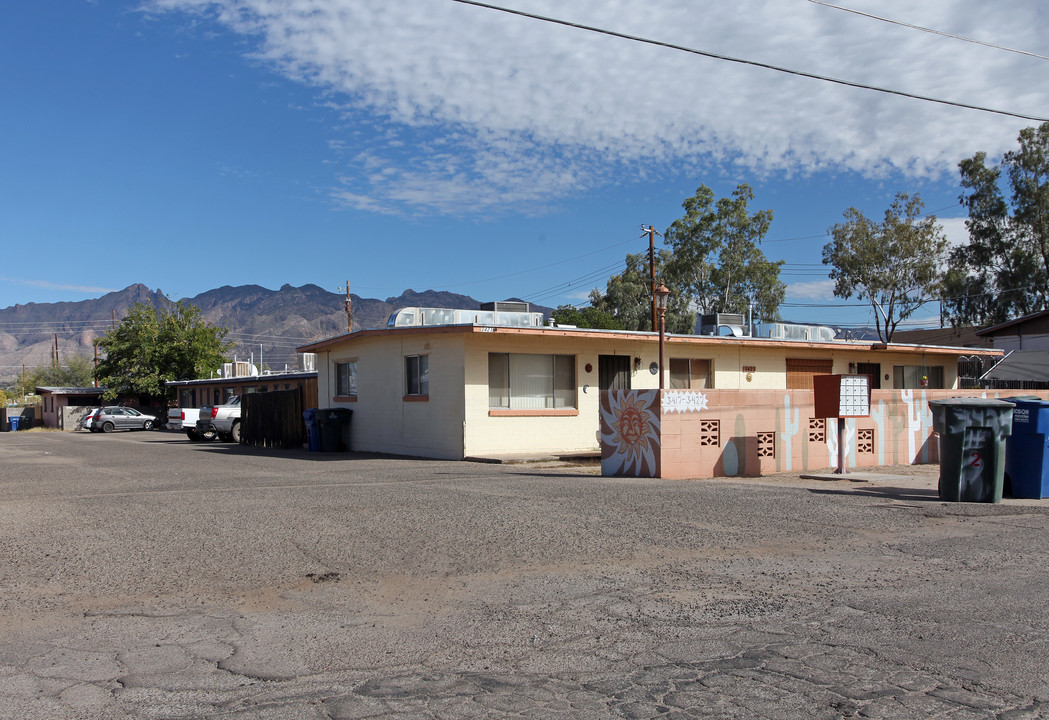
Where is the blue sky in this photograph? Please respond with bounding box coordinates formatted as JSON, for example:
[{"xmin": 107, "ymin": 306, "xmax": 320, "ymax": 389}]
[{"xmin": 2, "ymin": 0, "xmax": 1046, "ymax": 329}]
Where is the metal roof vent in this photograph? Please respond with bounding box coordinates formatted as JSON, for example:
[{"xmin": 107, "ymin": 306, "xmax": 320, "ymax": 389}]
[{"xmin": 481, "ymin": 301, "xmax": 530, "ymax": 313}]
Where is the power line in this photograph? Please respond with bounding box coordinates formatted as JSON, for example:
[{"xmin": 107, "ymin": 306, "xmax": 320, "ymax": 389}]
[
  {"xmin": 807, "ymin": 0, "xmax": 1049, "ymax": 62},
  {"xmin": 448, "ymin": 0, "xmax": 1048, "ymax": 122}
]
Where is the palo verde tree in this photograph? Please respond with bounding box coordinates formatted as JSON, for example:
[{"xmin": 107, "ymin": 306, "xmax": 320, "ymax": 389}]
[
  {"xmin": 663, "ymin": 184, "xmax": 785, "ymax": 321},
  {"xmin": 943, "ymin": 121, "xmax": 1049, "ymax": 326},
  {"xmin": 94, "ymin": 301, "xmax": 232, "ymax": 404},
  {"xmin": 822, "ymin": 192, "xmax": 948, "ymax": 343}
]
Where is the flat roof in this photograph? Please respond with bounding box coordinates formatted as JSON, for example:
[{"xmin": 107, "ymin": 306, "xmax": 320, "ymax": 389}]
[
  {"xmin": 35, "ymin": 386, "xmax": 105, "ymax": 395},
  {"xmin": 165, "ymin": 371, "xmax": 317, "ymax": 388},
  {"xmin": 296, "ymin": 323, "xmax": 1000, "ymax": 358}
]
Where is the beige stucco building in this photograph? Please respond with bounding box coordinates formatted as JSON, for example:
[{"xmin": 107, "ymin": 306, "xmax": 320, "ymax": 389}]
[{"xmin": 298, "ymin": 318, "xmax": 990, "ymax": 465}]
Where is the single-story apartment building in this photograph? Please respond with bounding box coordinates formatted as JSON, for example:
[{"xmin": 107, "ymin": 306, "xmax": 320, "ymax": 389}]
[
  {"xmin": 298, "ymin": 307, "xmax": 1002, "ymax": 474},
  {"xmin": 35, "ymin": 386, "xmax": 106, "ymax": 430}
]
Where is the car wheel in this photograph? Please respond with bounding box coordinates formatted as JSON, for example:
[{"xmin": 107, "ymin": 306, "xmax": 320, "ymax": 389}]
[
  {"xmin": 143, "ymin": 420, "xmax": 154, "ymax": 431},
  {"xmin": 202, "ymin": 430, "xmax": 217, "ymax": 441},
  {"xmin": 186, "ymin": 429, "xmax": 201, "ymax": 441},
  {"xmin": 102, "ymin": 422, "xmax": 114, "ymax": 433},
  {"xmin": 230, "ymin": 421, "xmax": 241, "ymax": 444}
]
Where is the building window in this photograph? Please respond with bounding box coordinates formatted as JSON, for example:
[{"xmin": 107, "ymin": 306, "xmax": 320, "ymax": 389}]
[
  {"xmin": 489, "ymin": 353, "xmax": 575, "ymax": 409},
  {"xmin": 669, "ymin": 358, "xmax": 711, "ymax": 389},
  {"xmin": 336, "ymin": 360, "xmax": 358, "ymax": 397},
  {"xmin": 405, "ymin": 355, "xmax": 429, "ymax": 397},
  {"xmin": 893, "ymin": 365, "xmax": 944, "ymax": 389}
]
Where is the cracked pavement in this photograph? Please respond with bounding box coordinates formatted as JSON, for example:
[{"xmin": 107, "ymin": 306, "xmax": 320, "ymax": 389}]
[{"xmin": 1, "ymin": 431, "xmax": 1048, "ymax": 718}]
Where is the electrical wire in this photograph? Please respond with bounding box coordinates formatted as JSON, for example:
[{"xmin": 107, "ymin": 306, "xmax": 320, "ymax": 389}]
[
  {"xmin": 448, "ymin": 0, "xmax": 1048, "ymax": 122},
  {"xmin": 807, "ymin": 0, "xmax": 1049, "ymax": 62}
]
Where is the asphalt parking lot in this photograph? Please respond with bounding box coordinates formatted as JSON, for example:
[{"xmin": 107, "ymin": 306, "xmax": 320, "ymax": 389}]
[{"xmin": 1, "ymin": 429, "xmax": 1048, "ymax": 719}]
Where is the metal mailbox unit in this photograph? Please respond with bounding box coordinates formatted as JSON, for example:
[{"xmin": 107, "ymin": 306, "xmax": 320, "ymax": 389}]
[
  {"xmin": 813, "ymin": 374, "xmax": 872, "ymax": 475},
  {"xmin": 929, "ymin": 398, "xmax": 1014, "ymax": 503}
]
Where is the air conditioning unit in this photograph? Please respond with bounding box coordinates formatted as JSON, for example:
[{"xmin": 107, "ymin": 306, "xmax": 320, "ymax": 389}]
[{"xmin": 302, "ymin": 353, "xmax": 317, "ymax": 372}]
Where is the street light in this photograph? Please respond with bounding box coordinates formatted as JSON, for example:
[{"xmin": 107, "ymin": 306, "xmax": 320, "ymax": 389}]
[{"xmin": 653, "ymin": 282, "xmax": 670, "ymax": 390}]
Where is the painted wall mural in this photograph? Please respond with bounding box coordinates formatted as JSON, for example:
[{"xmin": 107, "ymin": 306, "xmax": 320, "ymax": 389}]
[
  {"xmin": 599, "ymin": 388, "xmax": 1047, "ymax": 480},
  {"xmin": 600, "ymin": 390, "xmax": 661, "ymax": 477}
]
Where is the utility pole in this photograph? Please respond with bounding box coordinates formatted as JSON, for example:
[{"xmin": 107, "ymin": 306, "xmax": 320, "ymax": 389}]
[
  {"xmin": 340, "ymin": 281, "xmax": 352, "ymax": 333},
  {"xmin": 642, "ymin": 225, "xmax": 663, "ymax": 332}
]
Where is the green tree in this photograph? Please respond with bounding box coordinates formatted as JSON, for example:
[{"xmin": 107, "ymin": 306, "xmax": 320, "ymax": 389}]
[
  {"xmin": 550, "ymin": 304, "xmax": 624, "ymax": 330},
  {"xmin": 943, "ymin": 121, "xmax": 1049, "ymax": 326},
  {"xmin": 823, "ymin": 193, "xmax": 948, "ymax": 343},
  {"xmin": 664, "ymin": 184, "xmax": 785, "ymax": 321},
  {"xmin": 27, "ymin": 353, "xmax": 96, "ymax": 389},
  {"xmin": 95, "ymin": 301, "xmax": 232, "ymax": 403},
  {"xmin": 587, "ymin": 250, "xmax": 695, "ymax": 333}
]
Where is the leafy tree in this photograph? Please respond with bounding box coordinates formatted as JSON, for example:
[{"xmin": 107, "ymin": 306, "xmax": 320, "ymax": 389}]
[
  {"xmin": 551, "ymin": 304, "xmax": 624, "ymax": 330},
  {"xmin": 95, "ymin": 301, "xmax": 232, "ymax": 403},
  {"xmin": 28, "ymin": 353, "xmax": 96, "ymax": 388},
  {"xmin": 822, "ymin": 193, "xmax": 948, "ymax": 343},
  {"xmin": 943, "ymin": 121, "xmax": 1049, "ymax": 326},
  {"xmin": 588, "ymin": 250, "xmax": 695, "ymax": 333},
  {"xmin": 664, "ymin": 184, "xmax": 785, "ymax": 321}
]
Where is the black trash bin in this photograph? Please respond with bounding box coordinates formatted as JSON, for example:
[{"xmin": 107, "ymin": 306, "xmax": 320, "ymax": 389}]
[
  {"xmin": 929, "ymin": 398, "xmax": 1014, "ymax": 503},
  {"xmin": 1004, "ymin": 398, "xmax": 1049, "ymax": 499},
  {"xmin": 317, "ymin": 408, "xmax": 352, "ymax": 452}
]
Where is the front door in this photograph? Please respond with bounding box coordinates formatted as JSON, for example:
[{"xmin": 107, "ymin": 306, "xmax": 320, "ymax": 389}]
[
  {"xmin": 599, "ymin": 355, "xmax": 632, "ymax": 391},
  {"xmin": 857, "ymin": 362, "xmax": 881, "ymax": 389}
]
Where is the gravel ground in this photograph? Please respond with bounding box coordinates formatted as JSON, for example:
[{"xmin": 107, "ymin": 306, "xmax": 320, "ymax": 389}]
[{"xmin": 1, "ymin": 430, "xmax": 1048, "ymax": 719}]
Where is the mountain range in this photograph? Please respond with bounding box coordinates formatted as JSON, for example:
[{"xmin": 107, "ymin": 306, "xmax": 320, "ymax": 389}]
[{"xmin": 0, "ymin": 283, "xmax": 542, "ymax": 383}]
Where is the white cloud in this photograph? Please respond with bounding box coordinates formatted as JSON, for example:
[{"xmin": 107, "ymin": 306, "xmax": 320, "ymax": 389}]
[
  {"xmin": 937, "ymin": 215, "xmax": 970, "ymax": 248},
  {"xmin": 2, "ymin": 278, "xmax": 118, "ymax": 294},
  {"xmin": 146, "ymin": 0, "xmax": 1048, "ymax": 213},
  {"xmin": 788, "ymin": 279, "xmax": 836, "ymax": 301}
]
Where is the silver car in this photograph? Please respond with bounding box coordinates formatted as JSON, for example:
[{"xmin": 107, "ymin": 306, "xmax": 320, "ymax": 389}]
[{"xmin": 88, "ymin": 406, "xmax": 157, "ymax": 433}]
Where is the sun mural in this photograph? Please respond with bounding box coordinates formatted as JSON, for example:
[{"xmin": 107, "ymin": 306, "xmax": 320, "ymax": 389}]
[{"xmin": 600, "ymin": 390, "xmax": 660, "ymax": 477}]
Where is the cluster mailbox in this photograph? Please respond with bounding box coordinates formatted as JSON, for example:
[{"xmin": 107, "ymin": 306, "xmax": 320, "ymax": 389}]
[
  {"xmin": 812, "ymin": 374, "xmax": 872, "ymax": 475},
  {"xmin": 813, "ymin": 374, "xmax": 872, "ymax": 419}
]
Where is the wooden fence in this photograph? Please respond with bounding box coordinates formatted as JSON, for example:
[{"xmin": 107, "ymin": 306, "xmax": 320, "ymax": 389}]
[{"xmin": 241, "ymin": 389, "xmax": 304, "ymax": 449}]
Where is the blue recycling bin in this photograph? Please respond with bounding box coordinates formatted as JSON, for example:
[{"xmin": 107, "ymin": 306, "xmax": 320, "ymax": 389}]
[
  {"xmin": 1005, "ymin": 399, "xmax": 1049, "ymax": 499},
  {"xmin": 302, "ymin": 409, "xmax": 320, "ymax": 452},
  {"xmin": 8, "ymin": 417, "xmax": 20, "ymax": 431}
]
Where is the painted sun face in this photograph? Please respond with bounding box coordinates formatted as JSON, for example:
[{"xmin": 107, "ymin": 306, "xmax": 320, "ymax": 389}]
[{"xmin": 602, "ymin": 390, "xmax": 660, "ymax": 477}]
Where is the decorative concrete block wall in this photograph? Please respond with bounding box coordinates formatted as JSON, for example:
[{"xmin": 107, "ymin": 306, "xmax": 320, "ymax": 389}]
[{"xmin": 600, "ymin": 388, "xmax": 1044, "ymax": 479}]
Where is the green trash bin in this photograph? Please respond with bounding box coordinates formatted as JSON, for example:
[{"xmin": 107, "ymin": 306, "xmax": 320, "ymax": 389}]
[
  {"xmin": 929, "ymin": 398, "xmax": 1014, "ymax": 503},
  {"xmin": 316, "ymin": 408, "xmax": 352, "ymax": 452}
]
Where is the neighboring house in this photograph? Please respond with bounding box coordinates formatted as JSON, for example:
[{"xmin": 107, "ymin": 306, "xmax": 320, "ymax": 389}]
[
  {"xmin": 165, "ymin": 366, "xmax": 318, "ymax": 410},
  {"xmin": 975, "ymin": 310, "xmax": 1049, "ymax": 386},
  {"xmin": 975, "ymin": 309, "xmax": 1049, "ymax": 351},
  {"xmin": 297, "ymin": 306, "xmax": 997, "ymax": 470},
  {"xmin": 35, "ymin": 386, "xmax": 106, "ymax": 430}
]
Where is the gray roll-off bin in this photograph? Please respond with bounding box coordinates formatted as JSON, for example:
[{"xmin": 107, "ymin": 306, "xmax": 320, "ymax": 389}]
[
  {"xmin": 1004, "ymin": 398, "xmax": 1049, "ymax": 499},
  {"xmin": 317, "ymin": 408, "xmax": 352, "ymax": 452},
  {"xmin": 929, "ymin": 398, "xmax": 1014, "ymax": 503}
]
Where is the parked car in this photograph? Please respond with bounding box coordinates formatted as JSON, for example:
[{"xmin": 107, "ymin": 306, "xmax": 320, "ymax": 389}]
[
  {"xmin": 87, "ymin": 406, "xmax": 158, "ymax": 433},
  {"xmin": 80, "ymin": 408, "xmax": 100, "ymax": 431}
]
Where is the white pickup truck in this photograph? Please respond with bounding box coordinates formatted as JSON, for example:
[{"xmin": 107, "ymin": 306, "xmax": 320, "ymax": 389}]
[
  {"xmin": 195, "ymin": 396, "xmax": 242, "ymax": 443},
  {"xmin": 175, "ymin": 407, "xmax": 218, "ymax": 441}
]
